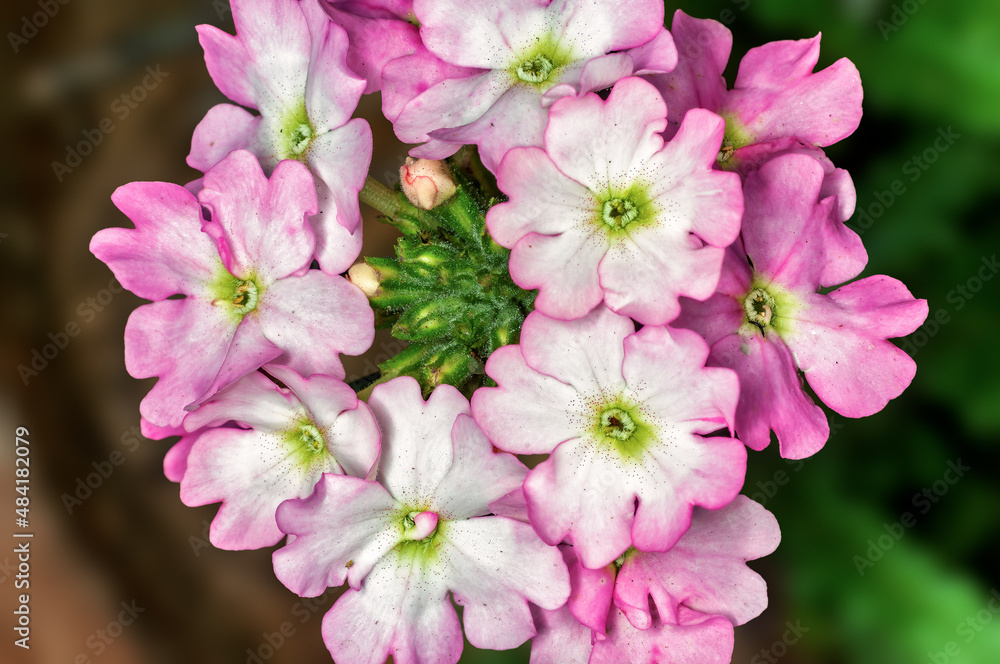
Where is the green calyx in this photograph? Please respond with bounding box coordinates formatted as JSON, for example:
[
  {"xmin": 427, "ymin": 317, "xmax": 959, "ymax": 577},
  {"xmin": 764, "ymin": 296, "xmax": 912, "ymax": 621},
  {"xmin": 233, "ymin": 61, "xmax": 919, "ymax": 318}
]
[
  {"xmin": 596, "ymin": 184, "xmax": 655, "ymax": 234},
  {"xmin": 592, "ymin": 401, "xmax": 655, "ymax": 459},
  {"xmin": 357, "ymin": 149, "xmax": 536, "ymax": 399},
  {"xmin": 280, "ymin": 103, "xmax": 314, "ymax": 160},
  {"xmin": 209, "ymin": 271, "xmax": 264, "ymax": 322}
]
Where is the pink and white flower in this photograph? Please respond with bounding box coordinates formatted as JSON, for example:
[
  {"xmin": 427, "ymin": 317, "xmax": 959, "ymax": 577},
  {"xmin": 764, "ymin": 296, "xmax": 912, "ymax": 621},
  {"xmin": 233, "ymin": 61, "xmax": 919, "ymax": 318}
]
[
  {"xmin": 648, "ymin": 10, "xmax": 863, "ymax": 175},
  {"xmin": 190, "ymin": 0, "xmax": 370, "ymax": 273},
  {"xmin": 386, "ymin": 0, "xmax": 674, "ymax": 171},
  {"xmin": 471, "ymin": 306, "xmax": 746, "ymax": 569},
  {"xmin": 273, "ymin": 377, "xmax": 570, "ymax": 664},
  {"xmin": 168, "ymin": 368, "xmax": 379, "ymax": 550},
  {"xmin": 91, "ymin": 150, "xmax": 374, "ymax": 429},
  {"xmin": 676, "ymin": 153, "xmax": 928, "ymax": 458},
  {"xmin": 486, "ymin": 76, "xmax": 742, "ymax": 325}
]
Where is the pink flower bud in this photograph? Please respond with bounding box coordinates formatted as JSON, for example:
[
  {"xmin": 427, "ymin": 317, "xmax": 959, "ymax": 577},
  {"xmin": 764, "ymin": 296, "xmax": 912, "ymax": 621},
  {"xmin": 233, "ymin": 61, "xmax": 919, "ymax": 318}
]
[{"xmin": 400, "ymin": 158, "xmax": 456, "ymax": 209}]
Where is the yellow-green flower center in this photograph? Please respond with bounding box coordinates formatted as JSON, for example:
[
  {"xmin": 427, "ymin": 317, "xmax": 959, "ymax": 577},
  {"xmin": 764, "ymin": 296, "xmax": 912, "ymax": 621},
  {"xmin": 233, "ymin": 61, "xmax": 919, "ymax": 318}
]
[
  {"xmin": 744, "ymin": 287, "xmax": 776, "ymax": 328},
  {"xmin": 601, "ymin": 197, "xmax": 640, "ymax": 229},
  {"xmin": 600, "ymin": 407, "xmax": 637, "ymax": 441},
  {"xmin": 517, "ymin": 53, "xmax": 555, "ymax": 83},
  {"xmin": 231, "ymin": 279, "xmax": 259, "ymax": 314}
]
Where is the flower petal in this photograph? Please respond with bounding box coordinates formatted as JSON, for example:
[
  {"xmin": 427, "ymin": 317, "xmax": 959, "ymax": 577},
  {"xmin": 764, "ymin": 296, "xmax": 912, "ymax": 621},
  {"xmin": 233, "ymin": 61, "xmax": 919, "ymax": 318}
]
[
  {"xmin": 199, "ymin": 151, "xmax": 317, "ymax": 282},
  {"xmin": 615, "ymin": 496, "xmax": 779, "ymax": 628},
  {"xmin": 258, "ymin": 270, "xmax": 375, "ymax": 379},
  {"xmin": 785, "ymin": 277, "xmax": 927, "ymax": 417},
  {"xmin": 442, "ymin": 517, "xmax": 570, "ymax": 649},
  {"xmin": 273, "ymin": 474, "xmax": 403, "ymax": 595},
  {"xmin": 96, "ymin": 182, "xmax": 222, "ymax": 300}
]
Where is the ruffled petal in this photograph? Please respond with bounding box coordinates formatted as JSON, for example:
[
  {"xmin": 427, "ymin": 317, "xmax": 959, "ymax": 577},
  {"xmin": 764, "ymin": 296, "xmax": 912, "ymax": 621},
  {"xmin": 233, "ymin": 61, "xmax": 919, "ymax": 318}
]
[
  {"xmin": 180, "ymin": 424, "xmax": 342, "ymax": 550},
  {"xmin": 589, "ymin": 608, "xmax": 734, "ymax": 664},
  {"xmin": 96, "ymin": 182, "xmax": 221, "ymax": 300},
  {"xmin": 545, "ymin": 78, "xmax": 666, "ymax": 193},
  {"xmin": 322, "ymin": 4, "xmax": 422, "ymax": 94},
  {"xmin": 730, "ymin": 36, "xmax": 862, "ymax": 146},
  {"xmin": 302, "ymin": 3, "xmax": 367, "ymax": 131},
  {"xmin": 430, "ymin": 414, "xmax": 528, "ymax": 520},
  {"xmin": 187, "ymin": 103, "xmax": 263, "ymax": 173},
  {"xmin": 488, "ymin": 147, "xmax": 595, "ymax": 247},
  {"xmin": 472, "ymin": 345, "xmax": 585, "ymax": 455},
  {"xmin": 273, "ymin": 474, "xmax": 403, "ymax": 595},
  {"xmin": 366, "ymin": 378, "xmax": 469, "ymax": 506},
  {"xmin": 615, "ymin": 496, "xmax": 779, "ymax": 627},
  {"xmin": 520, "ymin": 306, "xmax": 632, "ymax": 397},
  {"xmin": 509, "ymin": 228, "xmax": 609, "ymax": 321},
  {"xmin": 199, "ymin": 151, "xmax": 317, "ymax": 282},
  {"xmin": 307, "ymin": 118, "xmax": 372, "ymax": 237},
  {"xmin": 258, "ymin": 270, "xmax": 375, "ymax": 379},
  {"xmin": 649, "ymin": 11, "xmax": 731, "ymax": 137},
  {"xmin": 784, "ymin": 277, "xmax": 927, "ymax": 417},
  {"xmin": 322, "ymin": 547, "xmax": 462, "ymax": 664},
  {"xmin": 182, "ymin": 370, "xmax": 297, "ymax": 431},
  {"xmin": 713, "ymin": 332, "xmax": 830, "ymax": 458},
  {"xmin": 441, "ymin": 517, "xmax": 570, "ymax": 649},
  {"xmin": 124, "ymin": 299, "xmax": 251, "ymax": 428}
]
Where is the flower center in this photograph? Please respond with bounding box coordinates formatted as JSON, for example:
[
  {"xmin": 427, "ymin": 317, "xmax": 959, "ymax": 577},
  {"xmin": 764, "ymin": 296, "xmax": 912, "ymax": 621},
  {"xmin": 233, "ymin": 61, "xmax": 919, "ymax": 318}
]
[
  {"xmin": 601, "ymin": 198, "xmax": 639, "ymax": 229},
  {"xmin": 717, "ymin": 138, "xmax": 734, "ymax": 163},
  {"xmin": 744, "ymin": 287, "xmax": 776, "ymax": 328},
  {"xmin": 231, "ymin": 279, "xmax": 259, "ymax": 314},
  {"xmin": 402, "ymin": 510, "xmax": 439, "ymax": 541},
  {"xmin": 600, "ymin": 407, "xmax": 637, "ymax": 441},
  {"xmin": 517, "ymin": 53, "xmax": 555, "ymax": 83},
  {"xmin": 288, "ymin": 123, "xmax": 313, "ymax": 157},
  {"xmin": 299, "ymin": 423, "xmax": 325, "ymax": 454}
]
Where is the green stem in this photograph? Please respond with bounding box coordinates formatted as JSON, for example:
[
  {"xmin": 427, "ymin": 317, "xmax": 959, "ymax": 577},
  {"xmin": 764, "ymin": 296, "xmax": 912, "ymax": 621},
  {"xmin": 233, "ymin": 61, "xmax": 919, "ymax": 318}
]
[{"xmin": 359, "ymin": 176, "xmax": 404, "ymax": 218}]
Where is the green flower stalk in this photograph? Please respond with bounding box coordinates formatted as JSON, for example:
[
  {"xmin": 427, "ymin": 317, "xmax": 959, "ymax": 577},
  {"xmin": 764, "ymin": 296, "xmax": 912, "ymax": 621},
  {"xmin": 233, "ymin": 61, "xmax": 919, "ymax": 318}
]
[{"xmin": 355, "ymin": 152, "xmax": 536, "ymax": 399}]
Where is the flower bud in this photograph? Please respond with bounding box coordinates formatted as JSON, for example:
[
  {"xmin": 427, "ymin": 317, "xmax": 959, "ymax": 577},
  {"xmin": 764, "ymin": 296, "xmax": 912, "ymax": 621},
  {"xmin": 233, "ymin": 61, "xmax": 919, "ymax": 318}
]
[
  {"xmin": 400, "ymin": 158, "xmax": 457, "ymax": 210},
  {"xmin": 347, "ymin": 262, "xmax": 381, "ymax": 297}
]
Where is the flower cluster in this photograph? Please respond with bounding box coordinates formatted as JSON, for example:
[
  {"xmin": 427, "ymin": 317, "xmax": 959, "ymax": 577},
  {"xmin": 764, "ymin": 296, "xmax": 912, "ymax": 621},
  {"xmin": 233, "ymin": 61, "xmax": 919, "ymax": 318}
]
[{"xmin": 91, "ymin": 1, "xmax": 927, "ymax": 663}]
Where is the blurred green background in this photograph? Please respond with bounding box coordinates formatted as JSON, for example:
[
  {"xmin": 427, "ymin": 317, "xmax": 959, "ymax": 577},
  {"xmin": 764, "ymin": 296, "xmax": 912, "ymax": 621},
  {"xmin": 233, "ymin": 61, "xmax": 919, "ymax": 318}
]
[{"xmin": 2, "ymin": 0, "xmax": 998, "ymax": 662}]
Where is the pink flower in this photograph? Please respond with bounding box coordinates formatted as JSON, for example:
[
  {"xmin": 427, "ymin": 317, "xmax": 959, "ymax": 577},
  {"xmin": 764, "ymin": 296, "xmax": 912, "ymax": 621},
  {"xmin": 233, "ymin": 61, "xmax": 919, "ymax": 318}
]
[
  {"xmin": 647, "ymin": 10, "xmax": 862, "ymax": 174},
  {"xmin": 385, "ymin": 0, "xmax": 674, "ymax": 171},
  {"xmin": 573, "ymin": 496, "xmax": 779, "ymax": 632},
  {"xmin": 190, "ymin": 0, "xmax": 370, "ymax": 273},
  {"xmin": 486, "ymin": 77, "xmax": 742, "ymax": 325},
  {"xmin": 321, "ymin": 0, "xmax": 422, "ymax": 94},
  {"xmin": 532, "ymin": 600, "xmax": 734, "ymax": 664},
  {"xmin": 272, "ymin": 377, "xmax": 570, "ymax": 664},
  {"xmin": 471, "ymin": 306, "xmax": 746, "ymax": 569},
  {"xmin": 168, "ymin": 368, "xmax": 379, "ymax": 550},
  {"xmin": 675, "ymin": 153, "xmax": 928, "ymax": 459},
  {"xmin": 91, "ymin": 150, "xmax": 374, "ymax": 430}
]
